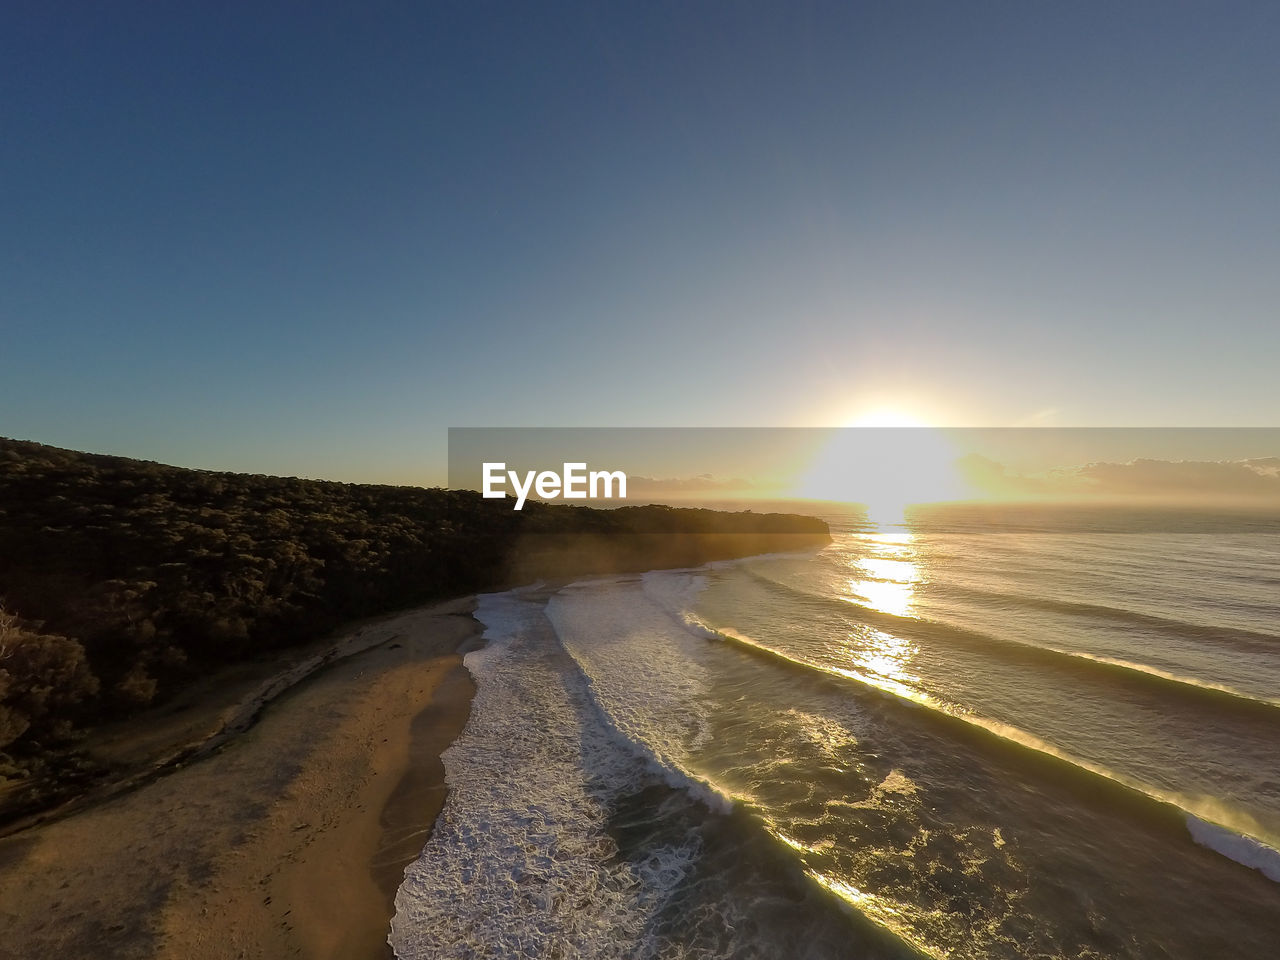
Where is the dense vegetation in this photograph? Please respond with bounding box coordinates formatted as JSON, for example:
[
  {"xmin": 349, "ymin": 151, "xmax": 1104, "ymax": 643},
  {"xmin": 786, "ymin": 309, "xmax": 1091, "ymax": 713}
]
[{"xmin": 0, "ymin": 438, "xmax": 826, "ymax": 788}]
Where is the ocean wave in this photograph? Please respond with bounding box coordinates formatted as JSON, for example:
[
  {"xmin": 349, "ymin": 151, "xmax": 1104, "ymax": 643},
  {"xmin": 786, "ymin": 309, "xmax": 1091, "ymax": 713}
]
[
  {"xmin": 928, "ymin": 578, "xmax": 1280, "ymax": 652},
  {"xmin": 689, "ymin": 619, "xmax": 1280, "ymax": 880},
  {"xmin": 545, "ymin": 578, "xmax": 738, "ymax": 814},
  {"xmin": 398, "ymin": 584, "xmax": 913, "ymax": 959},
  {"xmin": 1186, "ymin": 816, "xmax": 1280, "ymax": 883},
  {"xmin": 390, "ymin": 589, "xmax": 704, "ymax": 958},
  {"xmin": 741, "ymin": 564, "xmax": 1280, "ymax": 715},
  {"xmin": 547, "ymin": 576, "xmax": 964, "ymax": 958}
]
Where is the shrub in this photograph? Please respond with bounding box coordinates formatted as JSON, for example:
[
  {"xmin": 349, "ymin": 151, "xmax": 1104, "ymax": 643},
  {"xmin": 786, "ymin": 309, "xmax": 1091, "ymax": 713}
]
[{"xmin": 0, "ymin": 606, "xmax": 99, "ymax": 751}]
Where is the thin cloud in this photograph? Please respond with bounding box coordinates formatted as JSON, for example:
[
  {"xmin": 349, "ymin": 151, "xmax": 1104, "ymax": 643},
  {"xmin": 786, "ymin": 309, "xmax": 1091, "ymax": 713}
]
[{"xmin": 958, "ymin": 454, "xmax": 1280, "ymax": 503}]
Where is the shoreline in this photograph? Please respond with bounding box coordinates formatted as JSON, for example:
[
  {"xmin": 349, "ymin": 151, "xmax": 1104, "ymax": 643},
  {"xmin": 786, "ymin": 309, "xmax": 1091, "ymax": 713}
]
[
  {"xmin": 0, "ymin": 597, "xmax": 481, "ymax": 960},
  {"xmin": 371, "ymin": 660, "xmax": 476, "ymax": 920}
]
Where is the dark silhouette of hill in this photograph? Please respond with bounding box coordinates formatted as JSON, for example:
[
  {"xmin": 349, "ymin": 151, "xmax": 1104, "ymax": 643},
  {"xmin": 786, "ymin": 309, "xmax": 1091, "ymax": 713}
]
[{"xmin": 0, "ymin": 437, "xmax": 827, "ymax": 805}]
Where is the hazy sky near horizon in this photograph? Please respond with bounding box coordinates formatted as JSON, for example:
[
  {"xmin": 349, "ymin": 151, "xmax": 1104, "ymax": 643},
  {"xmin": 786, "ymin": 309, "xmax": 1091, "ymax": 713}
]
[{"xmin": 3, "ymin": 2, "xmax": 1278, "ymax": 484}]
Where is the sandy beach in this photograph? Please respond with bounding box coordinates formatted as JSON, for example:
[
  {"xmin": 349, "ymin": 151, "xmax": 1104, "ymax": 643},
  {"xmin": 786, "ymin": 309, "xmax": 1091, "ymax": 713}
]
[{"xmin": 0, "ymin": 597, "xmax": 480, "ymax": 960}]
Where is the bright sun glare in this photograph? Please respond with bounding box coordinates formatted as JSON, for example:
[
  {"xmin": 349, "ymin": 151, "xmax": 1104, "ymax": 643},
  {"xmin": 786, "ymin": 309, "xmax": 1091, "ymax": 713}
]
[
  {"xmin": 845, "ymin": 407, "xmax": 930, "ymax": 428},
  {"xmin": 796, "ymin": 407, "xmax": 964, "ymax": 524}
]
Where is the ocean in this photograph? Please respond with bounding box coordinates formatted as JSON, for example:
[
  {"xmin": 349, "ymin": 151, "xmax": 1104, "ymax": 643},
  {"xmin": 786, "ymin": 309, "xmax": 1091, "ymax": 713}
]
[{"xmin": 390, "ymin": 505, "xmax": 1280, "ymax": 958}]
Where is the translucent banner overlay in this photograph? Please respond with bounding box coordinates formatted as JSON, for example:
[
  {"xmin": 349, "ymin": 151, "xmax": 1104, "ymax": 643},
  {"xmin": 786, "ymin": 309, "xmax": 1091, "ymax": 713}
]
[{"xmin": 448, "ymin": 427, "xmax": 1280, "ymax": 533}]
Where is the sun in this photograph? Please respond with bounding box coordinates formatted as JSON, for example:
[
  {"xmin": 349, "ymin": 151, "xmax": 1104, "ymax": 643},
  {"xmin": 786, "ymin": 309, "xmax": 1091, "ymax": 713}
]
[
  {"xmin": 844, "ymin": 407, "xmax": 931, "ymax": 429},
  {"xmin": 795, "ymin": 407, "xmax": 964, "ymax": 524}
]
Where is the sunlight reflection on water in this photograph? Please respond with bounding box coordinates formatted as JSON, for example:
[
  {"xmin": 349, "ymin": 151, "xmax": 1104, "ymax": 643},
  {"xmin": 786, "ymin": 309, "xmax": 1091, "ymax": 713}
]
[{"xmin": 848, "ymin": 533, "xmax": 922, "ymax": 618}]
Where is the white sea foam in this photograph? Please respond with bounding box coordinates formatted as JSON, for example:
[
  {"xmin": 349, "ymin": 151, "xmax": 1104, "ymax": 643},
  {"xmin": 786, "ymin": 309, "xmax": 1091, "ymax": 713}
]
[
  {"xmin": 641, "ymin": 568, "xmax": 710, "ymax": 612},
  {"xmin": 389, "ymin": 589, "xmax": 702, "ymax": 958},
  {"xmin": 639, "ymin": 569, "xmax": 726, "ymax": 642},
  {"xmin": 1187, "ymin": 816, "xmax": 1280, "ymax": 883},
  {"xmin": 545, "ymin": 574, "xmax": 732, "ymax": 808}
]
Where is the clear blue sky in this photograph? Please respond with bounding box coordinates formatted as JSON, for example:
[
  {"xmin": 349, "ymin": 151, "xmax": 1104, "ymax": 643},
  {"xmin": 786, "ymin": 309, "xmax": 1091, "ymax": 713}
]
[{"xmin": 3, "ymin": 1, "xmax": 1278, "ymax": 484}]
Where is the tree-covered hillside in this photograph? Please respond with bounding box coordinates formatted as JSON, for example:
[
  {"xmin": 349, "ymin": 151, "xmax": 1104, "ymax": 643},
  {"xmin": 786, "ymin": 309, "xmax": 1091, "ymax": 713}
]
[{"xmin": 0, "ymin": 438, "xmax": 827, "ymax": 776}]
